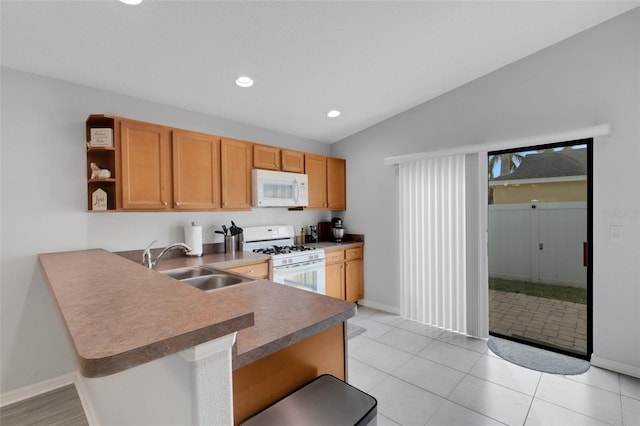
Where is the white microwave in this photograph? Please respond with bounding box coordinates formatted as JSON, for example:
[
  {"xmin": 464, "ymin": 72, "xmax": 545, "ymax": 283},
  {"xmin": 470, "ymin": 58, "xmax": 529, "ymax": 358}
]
[{"xmin": 252, "ymin": 169, "xmax": 309, "ymax": 207}]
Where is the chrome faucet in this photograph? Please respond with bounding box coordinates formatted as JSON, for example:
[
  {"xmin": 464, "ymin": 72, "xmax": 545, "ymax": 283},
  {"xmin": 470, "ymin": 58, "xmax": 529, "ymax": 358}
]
[{"xmin": 142, "ymin": 240, "xmax": 192, "ymax": 269}]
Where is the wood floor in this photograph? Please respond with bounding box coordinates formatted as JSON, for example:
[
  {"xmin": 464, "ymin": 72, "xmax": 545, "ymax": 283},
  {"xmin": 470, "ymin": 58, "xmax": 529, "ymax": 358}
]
[{"xmin": 0, "ymin": 384, "xmax": 88, "ymax": 426}]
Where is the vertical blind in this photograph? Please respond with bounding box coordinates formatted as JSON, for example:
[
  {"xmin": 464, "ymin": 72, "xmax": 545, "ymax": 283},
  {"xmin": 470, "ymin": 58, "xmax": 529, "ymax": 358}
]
[{"xmin": 399, "ymin": 155, "xmax": 467, "ymax": 333}]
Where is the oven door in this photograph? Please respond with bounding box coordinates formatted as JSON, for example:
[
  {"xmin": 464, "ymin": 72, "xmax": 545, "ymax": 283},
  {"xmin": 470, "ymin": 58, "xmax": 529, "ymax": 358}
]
[{"xmin": 272, "ymin": 259, "xmax": 325, "ymax": 295}]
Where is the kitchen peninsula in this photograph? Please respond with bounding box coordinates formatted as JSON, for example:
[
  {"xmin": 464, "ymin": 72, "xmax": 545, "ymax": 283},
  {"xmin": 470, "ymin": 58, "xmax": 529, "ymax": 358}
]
[{"xmin": 39, "ymin": 248, "xmax": 356, "ymax": 425}]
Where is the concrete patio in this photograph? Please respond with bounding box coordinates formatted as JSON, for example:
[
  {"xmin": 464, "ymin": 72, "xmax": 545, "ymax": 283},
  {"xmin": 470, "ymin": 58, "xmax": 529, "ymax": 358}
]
[{"xmin": 489, "ymin": 289, "xmax": 588, "ymax": 354}]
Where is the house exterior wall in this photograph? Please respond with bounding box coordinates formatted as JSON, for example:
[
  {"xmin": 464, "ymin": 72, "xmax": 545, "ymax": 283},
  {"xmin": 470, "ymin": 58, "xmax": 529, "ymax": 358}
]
[
  {"xmin": 332, "ymin": 8, "xmax": 640, "ymax": 375},
  {"xmin": 492, "ymin": 180, "xmax": 587, "ymax": 204}
]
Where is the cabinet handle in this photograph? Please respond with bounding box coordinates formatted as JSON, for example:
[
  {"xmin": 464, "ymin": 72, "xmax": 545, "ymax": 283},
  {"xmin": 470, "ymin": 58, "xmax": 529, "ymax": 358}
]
[
  {"xmin": 175, "ymin": 202, "xmax": 181, "ymax": 207},
  {"xmin": 163, "ymin": 201, "xmax": 168, "ymax": 206}
]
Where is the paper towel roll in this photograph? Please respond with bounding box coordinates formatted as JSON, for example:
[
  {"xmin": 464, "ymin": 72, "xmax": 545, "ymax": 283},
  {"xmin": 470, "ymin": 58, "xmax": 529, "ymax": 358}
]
[{"xmin": 184, "ymin": 222, "xmax": 203, "ymax": 256}]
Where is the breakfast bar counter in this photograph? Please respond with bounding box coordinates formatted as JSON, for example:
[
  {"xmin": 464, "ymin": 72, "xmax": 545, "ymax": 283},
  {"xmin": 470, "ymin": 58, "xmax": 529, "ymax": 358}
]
[{"xmin": 38, "ymin": 248, "xmax": 356, "ymax": 377}]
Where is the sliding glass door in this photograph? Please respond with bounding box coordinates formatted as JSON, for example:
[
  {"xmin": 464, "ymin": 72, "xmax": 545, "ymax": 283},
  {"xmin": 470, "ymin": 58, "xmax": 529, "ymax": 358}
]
[{"xmin": 488, "ymin": 140, "xmax": 592, "ymax": 358}]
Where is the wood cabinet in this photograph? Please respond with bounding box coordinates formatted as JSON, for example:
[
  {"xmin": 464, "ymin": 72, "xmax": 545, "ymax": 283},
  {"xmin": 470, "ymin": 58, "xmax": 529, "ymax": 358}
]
[
  {"xmin": 305, "ymin": 154, "xmax": 346, "ymax": 210},
  {"xmin": 345, "ymin": 247, "xmax": 364, "ymax": 302},
  {"xmin": 253, "ymin": 145, "xmax": 305, "ymax": 173},
  {"xmin": 305, "ymin": 153, "xmax": 328, "ymax": 209},
  {"xmin": 85, "ymin": 114, "xmax": 346, "ymax": 212},
  {"xmin": 172, "ymin": 130, "xmax": 220, "ymax": 210},
  {"xmin": 222, "ymin": 260, "xmax": 269, "ymax": 279},
  {"xmin": 327, "ymin": 157, "xmax": 346, "ymax": 210},
  {"xmin": 325, "ymin": 260, "xmax": 345, "ymax": 300},
  {"xmin": 324, "ymin": 245, "xmax": 363, "ymax": 302},
  {"xmin": 253, "ymin": 144, "xmax": 280, "ymax": 170},
  {"xmin": 281, "ymin": 149, "xmax": 305, "ymax": 173},
  {"xmin": 221, "ymin": 138, "xmax": 253, "ymax": 210},
  {"xmin": 120, "ymin": 119, "xmax": 172, "ymax": 210}
]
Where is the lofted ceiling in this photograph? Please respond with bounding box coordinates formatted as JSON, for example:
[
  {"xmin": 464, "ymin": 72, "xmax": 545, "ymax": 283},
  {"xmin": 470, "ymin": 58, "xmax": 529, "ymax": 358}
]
[{"xmin": 2, "ymin": 1, "xmax": 638, "ymax": 143}]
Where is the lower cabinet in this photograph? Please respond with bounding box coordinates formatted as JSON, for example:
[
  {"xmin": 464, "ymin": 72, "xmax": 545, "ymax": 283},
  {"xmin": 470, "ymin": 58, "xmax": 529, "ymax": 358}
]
[
  {"xmin": 222, "ymin": 260, "xmax": 269, "ymax": 279},
  {"xmin": 324, "ymin": 245, "xmax": 363, "ymax": 302}
]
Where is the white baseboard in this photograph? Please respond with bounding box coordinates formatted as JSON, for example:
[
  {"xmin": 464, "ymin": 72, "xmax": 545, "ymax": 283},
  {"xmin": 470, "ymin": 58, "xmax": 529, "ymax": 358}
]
[
  {"xmin": 74, "ymin": 374, "xmax": 100, "ymax": 426},
  {"xmin": 358, "ymin": 299, "xmax": 400, "ymax": 315},
  {"xmin": 0, "ymin": 372, "xmax": 76, "ymax": 407},
  {"xmin": 591, "ymin": 355, "xmax": 640, "ymax": 379}
]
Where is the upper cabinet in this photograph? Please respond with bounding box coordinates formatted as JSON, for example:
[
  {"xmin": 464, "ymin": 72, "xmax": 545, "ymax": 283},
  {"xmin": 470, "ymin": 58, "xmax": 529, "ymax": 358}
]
[
  {"xmin": 281, "ymin": 149, "xmax": 305, "ymax": 173},
  {"xmin": 253, "ymin": 145, "xmax": 305, "ymax": 173},
  {"xmin": 327, "ymin": 157, "xmax": 346, "ymax": 210},
  {"xmin": 120, "ymin": 119, "xmax": 172, "ymax": 210},
  {"xmin": 305, "ymin": 154, "xmax": 346, "ymax": 210},
  {"xmin": 85, "ymin": 114, "xmax": 345, "ymax": 212},
  {"xmin": 253, "ymin": 144, "xmax": 280, "ymax": 170},
  {"xmin": 172, "ymin": 130, "xmax": 221, "ymax": 210},
  {"xmin": 221, "ymin": 138, "xmax": 253, "ymax": 210},
  {"xmin": 305, "ymin": 153, "xmax": 328, "ymax": 209}
]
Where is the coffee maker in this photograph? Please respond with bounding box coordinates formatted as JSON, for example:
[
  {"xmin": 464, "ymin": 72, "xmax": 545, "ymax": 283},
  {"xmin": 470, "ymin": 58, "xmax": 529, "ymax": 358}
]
[
  {"xmin": 331, "ymin": 217, "xmax": 345, "ymax": 242},
  {"xmin": 308, "ymin": 225, "xmax": 318, "ymax": 243}
]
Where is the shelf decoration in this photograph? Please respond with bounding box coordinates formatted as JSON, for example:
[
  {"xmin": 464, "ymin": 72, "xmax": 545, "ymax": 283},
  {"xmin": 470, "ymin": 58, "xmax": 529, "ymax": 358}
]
[
  {"xmin": 92, "ymin": 188, "xmax": 107, "ymax": 211},
  {"xmin": 89, "ymin": 128, "xmax": 113, "ymax": 147},
  {"xmin": 90, "ymin": 162, "xmax": 112, "ymax": 179}
]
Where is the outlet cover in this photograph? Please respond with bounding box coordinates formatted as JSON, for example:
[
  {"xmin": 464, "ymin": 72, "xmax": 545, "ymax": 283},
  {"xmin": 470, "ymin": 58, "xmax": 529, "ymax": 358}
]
[{"xmin": 610, "ymin": 225, "xmax": 623, "ymax": 241}]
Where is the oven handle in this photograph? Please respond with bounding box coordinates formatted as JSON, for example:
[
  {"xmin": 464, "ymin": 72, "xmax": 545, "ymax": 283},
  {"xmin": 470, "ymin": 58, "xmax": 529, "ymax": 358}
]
[{"xmin": 273, "ymin": 259, "xmax": 325, "ymax": 273}]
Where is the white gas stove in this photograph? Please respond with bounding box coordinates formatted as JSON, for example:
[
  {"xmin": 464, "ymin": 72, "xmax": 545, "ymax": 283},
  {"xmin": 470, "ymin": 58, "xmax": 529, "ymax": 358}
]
[{"xmin": 243, "ymin": 225, "xmax": 325, "ymax": 294}]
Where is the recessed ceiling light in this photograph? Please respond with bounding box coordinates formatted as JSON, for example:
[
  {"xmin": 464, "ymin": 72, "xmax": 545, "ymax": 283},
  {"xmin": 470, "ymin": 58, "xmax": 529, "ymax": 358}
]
[
  {"xmin": 235, "ymin": 76, "xmax": 254, "ymax": 88},
  {"xmin": 327, "ymin": 110, "xmax": 341, "ymax": 118},
  {"xmin": 119, "ymin": 0, "xmax": 143, "ymax": 5}
]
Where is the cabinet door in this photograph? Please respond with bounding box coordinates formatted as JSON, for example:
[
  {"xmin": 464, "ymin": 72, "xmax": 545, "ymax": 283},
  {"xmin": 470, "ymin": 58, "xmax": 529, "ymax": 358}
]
[
  {"xmin": 221, "ymin": 138, "xmax": 252, "ymax": 210},
  {"xmin": 172, "ymin": 130, "xmax": 220, "ymax": 210},
  {"xmin": 345, "ymin": 258, "xmax": 363, "ymax": 302},
  {"xmin": 223, "ymin": 261, "xmax": 269, "ymax": 279},
  {"xmin": 253, "ymin": 144, "xmax": 280, "ymax": 170},
  {"xmin": 281, "ymin": 149, "xmax": 305, "ymax": 173},
  {"xmin": 305, "ymin": 153, "xmax": 327, "ymax": 209},
  {"xmin": 325, "ymin": 262, "xmax": 345, "ymax": 300},
  {"xmin": 120, "ymin": 119, "xmax": 171, "ymax": 210},
  {"xmin": 327, "ymin": 157, "xmax": 346, "ymax": 210}
]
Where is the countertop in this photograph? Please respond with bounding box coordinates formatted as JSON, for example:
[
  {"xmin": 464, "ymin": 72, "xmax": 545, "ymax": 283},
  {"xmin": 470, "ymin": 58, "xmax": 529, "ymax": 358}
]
[
  {"xmin": 306, "ymin": 241, "xmax": 364, "ymax": 251},
  {"xmin": 39, "ymin": 247, "xmax": 356, "ymax": 377}
]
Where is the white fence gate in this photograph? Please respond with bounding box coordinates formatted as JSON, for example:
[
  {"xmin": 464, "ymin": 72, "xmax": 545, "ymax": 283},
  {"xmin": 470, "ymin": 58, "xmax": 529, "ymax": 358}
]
[{"xmin": 488, "ymin": 201, "xmax": 587, "ymax": 288}]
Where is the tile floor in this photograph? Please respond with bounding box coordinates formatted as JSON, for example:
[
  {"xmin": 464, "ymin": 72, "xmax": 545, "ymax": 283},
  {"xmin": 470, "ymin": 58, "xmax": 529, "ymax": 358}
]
[{"xmin": 347, "ymin": 306, "xmax": 640, "ymax": 426}]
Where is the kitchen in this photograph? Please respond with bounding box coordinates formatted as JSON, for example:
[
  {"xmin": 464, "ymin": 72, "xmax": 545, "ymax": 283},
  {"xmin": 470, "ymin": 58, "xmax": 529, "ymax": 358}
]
[{"xmin": 2, "ymin": 2, "xmax": 640, "ymax": 425}]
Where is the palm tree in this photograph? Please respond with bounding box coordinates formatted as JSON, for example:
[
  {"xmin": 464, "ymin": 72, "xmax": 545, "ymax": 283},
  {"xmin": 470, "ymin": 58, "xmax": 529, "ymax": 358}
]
[{"xmin": 488, "ymin": 153, "xmax": 524, "ymax": 179}]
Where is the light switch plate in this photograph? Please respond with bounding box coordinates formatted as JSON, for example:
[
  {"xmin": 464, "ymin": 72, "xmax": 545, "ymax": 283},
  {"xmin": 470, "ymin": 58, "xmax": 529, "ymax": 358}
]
[{"xmin": 610, "ymin": 225, "xmax": 623, "ymax": 241}]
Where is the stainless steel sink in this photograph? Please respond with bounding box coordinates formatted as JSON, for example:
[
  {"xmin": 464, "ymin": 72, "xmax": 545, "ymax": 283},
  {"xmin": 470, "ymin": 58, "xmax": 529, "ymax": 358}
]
[
  {"xmin": 182, "ymin": 274, "xmax": 247, "ymax": 291},
  {"xmin": 160, "ymin": 266, "xmax": 254, "ymax": 291},
  {"xmin": 161, "ymin": 266, "xmax": 217, "ymax": 280}
]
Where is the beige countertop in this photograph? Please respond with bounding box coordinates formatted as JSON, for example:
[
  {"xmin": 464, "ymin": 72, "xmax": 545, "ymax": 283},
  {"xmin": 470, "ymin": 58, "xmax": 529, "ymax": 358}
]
[
  {"xmin": 38, "ymin": 248, "xmax": 356, "ymax": 377},
  {"xmin": 306, "ymin": 241, "xmax": 364, "ymax": 251}
]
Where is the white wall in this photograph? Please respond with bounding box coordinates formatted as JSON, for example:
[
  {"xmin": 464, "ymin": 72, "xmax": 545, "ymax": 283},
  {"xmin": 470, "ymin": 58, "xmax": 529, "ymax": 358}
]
[
  {"xmin": 332, "ymin": 9, "xmax": 640, "ymax": 373},
  {"xmin": 0, "ymin": 68, "xmax": 331, "ymax": 393}
]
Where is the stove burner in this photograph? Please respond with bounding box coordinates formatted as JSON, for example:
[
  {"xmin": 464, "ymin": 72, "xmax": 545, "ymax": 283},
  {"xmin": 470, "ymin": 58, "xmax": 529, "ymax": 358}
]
[{"xmin": 252, "ymin": 245, "xmax": 314, "ymax": 255}]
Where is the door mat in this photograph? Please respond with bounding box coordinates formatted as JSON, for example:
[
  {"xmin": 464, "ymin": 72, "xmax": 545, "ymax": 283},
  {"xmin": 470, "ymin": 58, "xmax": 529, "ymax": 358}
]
[
  {"xmin": 347, "ymin": 323, "xmax": 367, "ymax": 340},
  {"xmin": 488, "ymin": 336, "xmax": 590, "ymax": 375}
]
